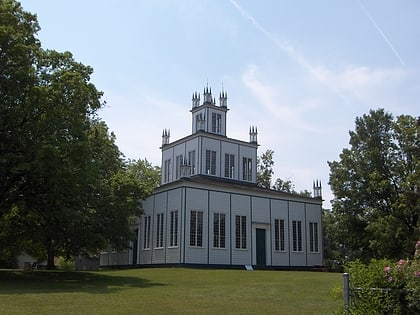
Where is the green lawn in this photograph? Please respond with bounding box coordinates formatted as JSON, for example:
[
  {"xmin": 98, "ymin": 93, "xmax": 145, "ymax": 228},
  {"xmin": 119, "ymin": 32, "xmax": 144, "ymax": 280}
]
[{"xmin": 0, "ymin": 268, "xmax": 342, "ymax": 314}]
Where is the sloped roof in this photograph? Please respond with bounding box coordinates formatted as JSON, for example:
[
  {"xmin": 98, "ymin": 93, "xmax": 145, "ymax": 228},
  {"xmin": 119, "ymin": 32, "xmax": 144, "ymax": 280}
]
[{"xmin": 155, "ymin": 175, "xmax": 322, "ymax": 205}]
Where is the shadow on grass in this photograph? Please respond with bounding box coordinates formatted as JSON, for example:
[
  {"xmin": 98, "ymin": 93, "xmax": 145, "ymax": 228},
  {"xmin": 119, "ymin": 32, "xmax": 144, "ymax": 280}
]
[{"xmin": 0, "ymin": 269, "xmax": 166, "ymax": 294}]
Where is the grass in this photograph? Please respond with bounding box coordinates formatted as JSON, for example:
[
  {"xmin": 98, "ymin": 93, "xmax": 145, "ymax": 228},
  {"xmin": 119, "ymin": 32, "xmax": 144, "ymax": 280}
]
[{"xmin": 0, "ymin": 268, "xmax": 342, "ymax": 314}]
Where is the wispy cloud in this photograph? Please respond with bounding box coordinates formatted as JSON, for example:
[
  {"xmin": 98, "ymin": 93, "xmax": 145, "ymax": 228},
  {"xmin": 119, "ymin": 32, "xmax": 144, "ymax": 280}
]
[
  {"xmin": 241, "ymin": 64, "xmax": 321, "ymax": 133},
  {"xmin": 228, "ymin": 0, "xmax": 349, "ymax": 102},
  {"xmin": 229, "ymin": 0, "xmax": 406, "ymax": 106},
  {"xmin": 358, "ymin": 0, "xmax": 405, "ymax": 66}
]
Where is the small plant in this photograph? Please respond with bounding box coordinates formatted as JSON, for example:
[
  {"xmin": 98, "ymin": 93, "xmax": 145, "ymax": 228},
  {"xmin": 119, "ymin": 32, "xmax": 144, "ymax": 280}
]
[
  {"xmin": 56, "ymin": 257, "xmax": 75, "ymax": 272},
  {"xmin": 344, "ymin": 241, "xmax": 420, "ymax": 315}
]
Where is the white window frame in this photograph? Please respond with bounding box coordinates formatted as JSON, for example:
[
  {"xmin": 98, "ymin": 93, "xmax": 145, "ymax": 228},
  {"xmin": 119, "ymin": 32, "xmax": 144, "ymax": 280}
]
[
  {"xmin": 235, "ymin": 215, "xmax": 247, "ymax": 249},
  {"xmin": 175, "ymin": 154, "xmax": 183, "ymax": 180},
  {"xmin": 274, "ymin": 218, "xmax": 286, "ymax": 252},
  {"xmin": 188, "ymin": 150, "xmax": 196, "ymax": 175},
  {"xmin": 242, "ymin": 157, "xmax": 252, "ymax": 181},
  {"xmin": 224, "ymin": 154, "xmax": 235, "ymax": 179},
  {"xmin": 163, "ymin": 159, "xmax": 171, "ymax": 183},
  {"xmin": 309, "ymin": 222, "xmax": 319, "ymax": 253},
  {"xmin": 190, "ymin": 210, "xmax": 203, "ymax": 247},
  {"xmin": 292, "ymin": 220, "xmax": 303, "ymax": 252},
  {"xmin": 213, "ymin": 212, "xmax": 226, "ymax": 248},
  {"xmin": 169, "ymin": 210, "xmax": 178, "ymax": 247},
  {"xmin": 155, "ymin": 213, "xmax": 164, "ymax": 248},
  {"xmin": 143, "ymin": 215, "xmax": 151, "ymax": 249},
  {"xmin": 205, "ymin": 150, "xmax": 216, "ymax": 175}
]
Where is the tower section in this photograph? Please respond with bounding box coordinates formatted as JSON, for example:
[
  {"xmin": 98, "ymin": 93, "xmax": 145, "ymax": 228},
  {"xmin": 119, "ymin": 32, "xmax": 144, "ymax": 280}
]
[{"xmin": 191, "ymin": 86, "xmax": 229, "ymax": 136}]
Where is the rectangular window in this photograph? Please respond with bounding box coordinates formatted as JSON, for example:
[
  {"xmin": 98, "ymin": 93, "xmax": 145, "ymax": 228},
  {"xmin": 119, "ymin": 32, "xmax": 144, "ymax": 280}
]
[
  {"xmin": 205, "ymin": 150, "xmax": 216, "ymax": 175},
  {"xmin": 212, "ymin": 113, "xmax": 222, "ymax": 134},
  {"xmin": 309, "ymin": 222, "xmax": 319, "ymax": 253},
  {"xmin": 190, "ymin": 210, "xmax": 203, "ymax": 247},
  {"xmin": 242, "ymin": 157, "xmax": 252, "ymax": 181},
  {"xmin": 274, "ymin": 219, "xmax": 285, "ymax": 251},
  {"xmin": 170, "ymin": 211, "xmax": 178, "ymax": 247},
  {"xmin": 188, "ymin": 150, "xmax": 196, "ymax": 175},
  {"xmin": 235, "ymin": 215, "xmax": 247, "ymax": 249},
  {"xmin": 143, "ymin": 215, "xmax": 151, "ymax": 249},
  {"xmin": 164, "ymin": 159, "xmax": 171, "ymax": 183},
  {"xmin": 292, "ymin": 220, "xmax": 302, "ymax": 252},
  {"xmin": 175, "ymin": 154, "xmax": 183, "ymax": 180},
  {"xmin": 213, "ymin": 213, "xmax": 226, "ymax": 248},
  {"xmin": 156, "ymin": 213, "xmax": 164, "ymax": 248},
  {"xmin": 224, "ymin": 154, "xmax": 235, "ymax": 178}
]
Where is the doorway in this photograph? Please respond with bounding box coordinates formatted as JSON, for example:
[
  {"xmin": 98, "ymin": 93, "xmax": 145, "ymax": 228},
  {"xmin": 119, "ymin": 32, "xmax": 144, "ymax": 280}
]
[{"xmin": 256, "ymin": 228, "xmax": 266, "ymax": 266}]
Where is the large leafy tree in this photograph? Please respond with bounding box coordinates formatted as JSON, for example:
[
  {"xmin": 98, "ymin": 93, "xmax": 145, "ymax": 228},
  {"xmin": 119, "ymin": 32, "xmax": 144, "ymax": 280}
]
[
  {"xmin": 328, "ymin": 109, "xmax": 419, "ymax": 261},
  {"xmin": 0, "ymin": 0, "xmax": 159, "ymax": 269}
]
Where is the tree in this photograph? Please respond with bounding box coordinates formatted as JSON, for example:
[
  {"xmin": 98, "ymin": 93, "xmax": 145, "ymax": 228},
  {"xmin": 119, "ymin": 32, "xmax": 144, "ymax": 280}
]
[
  {"xmin": 257, "ymin": 149, "xmax": 313, "ymax": 197},
  {"xmin": 0, "ymin": 1, "xmax": 160, "ymax": 269},
  {"xmin": 257, "ymin": 149, "xmax": 275, "ymax": 189},
  {"xmin": 272, "ymin": 177, "xmax": 295, "ymax": 193},
  {"xmin": 328, "ymin": 109, "xmax": 419, "ymax": 261}
]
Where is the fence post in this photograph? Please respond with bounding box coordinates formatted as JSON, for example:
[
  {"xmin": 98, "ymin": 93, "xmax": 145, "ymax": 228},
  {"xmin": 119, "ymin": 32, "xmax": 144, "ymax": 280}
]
[{"xmin": 343, "ymin": 273, "xmax": 349, "ymax": 312}]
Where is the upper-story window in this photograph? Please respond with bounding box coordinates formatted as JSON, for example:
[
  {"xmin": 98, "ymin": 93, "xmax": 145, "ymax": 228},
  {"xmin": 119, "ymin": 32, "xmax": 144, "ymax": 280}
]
[
  {"xmin": 242, "ymin": 157, "xmax": 252, "ymax": 181},
  {"xmin": 224, "ymin": 154, "xmax": 235, "ymax": 179},
  {"xmin": 188, "ymin": 150, "xmax": 196, "ymax": 175},
  {"xmin": 211, "ymin": 113, "xmax": 221, "ymax": 134},
  {"xmin": 175, "ymin": 154, "xmax": 183, "ymax": 180},
  {"xmin": 206, "ymin": 150, "xmax": 216, "ymax": 175},
  {"xmin": 163, "ymin": 159, "xmax": 171, "ymax": 183}
]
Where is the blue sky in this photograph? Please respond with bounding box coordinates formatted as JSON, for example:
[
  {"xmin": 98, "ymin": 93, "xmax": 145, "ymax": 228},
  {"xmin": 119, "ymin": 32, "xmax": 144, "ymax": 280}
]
[{"xmin": 20, "ymin": 0, "xmax": 420, "ymax": 208}]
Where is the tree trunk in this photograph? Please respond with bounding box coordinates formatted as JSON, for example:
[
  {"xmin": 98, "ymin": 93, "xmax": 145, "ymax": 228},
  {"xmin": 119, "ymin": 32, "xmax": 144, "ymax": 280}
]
[{"xmin": 46, "ymin": 248, "xmax": 56, "ymax": 270}]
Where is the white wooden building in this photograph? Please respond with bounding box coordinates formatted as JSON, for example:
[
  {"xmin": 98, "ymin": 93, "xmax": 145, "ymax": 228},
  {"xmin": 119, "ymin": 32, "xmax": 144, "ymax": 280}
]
[{"xmin": 100, "ymin": 86, "xmax": 323, "ymax": 268}]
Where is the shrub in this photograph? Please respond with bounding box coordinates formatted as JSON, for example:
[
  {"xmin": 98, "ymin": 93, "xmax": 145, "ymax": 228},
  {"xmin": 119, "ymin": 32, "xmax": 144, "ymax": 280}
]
[{"xmin": 344, "ymin": 241, "xmax": 419, "ymax": 315}]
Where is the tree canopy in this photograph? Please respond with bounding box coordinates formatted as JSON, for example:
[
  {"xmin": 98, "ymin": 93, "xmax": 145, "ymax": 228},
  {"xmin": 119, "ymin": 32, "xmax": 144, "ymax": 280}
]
[
  {"xmin": 328, "ymin": 109, "xmax": 419, "ymax": 261},
  {"xmin": 0, "ymin": 0, "xmax": 160, "ymax": 269}
]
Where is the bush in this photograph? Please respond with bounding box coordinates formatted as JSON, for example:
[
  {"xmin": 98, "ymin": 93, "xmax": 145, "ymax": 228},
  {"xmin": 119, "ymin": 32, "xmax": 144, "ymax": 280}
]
[
  {"xmin": 56, "ymin": 257, "xmax": 75, "ymax": 271},
  {"xmin": 344, "ymin": 241, "xmax": 419, "ymax": 315}
]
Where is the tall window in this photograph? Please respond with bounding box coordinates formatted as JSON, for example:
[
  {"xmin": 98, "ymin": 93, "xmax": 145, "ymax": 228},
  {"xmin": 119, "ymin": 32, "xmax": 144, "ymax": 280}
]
[
  {"xmin": 292, "ymin": 220, "xmax": 302, "ymax": 252},
  {"xmin": 309, "ymin": 222, "xmax": 319, "ymax": 252},
  {"xmin": 205, "ymin": 150, "xmax": 216, "ymax": 175},
  {"xmin": 143, "ymin": 215, "xmax": 151, "ymax": 249},
  {"xmin": 164, "ymin": 159, "xmax": 171, "ymax": 183},
  {"xmin": 175, "ymin": 154, "xmax": 183, "ymax": 180},
  {"xmin": 274, "ymin": 219, "xmax": 285, "ymax": 251},
  {"xmin": 170, "ymin": 211, "xmax": 178, "ymax": 247},
  {"xmin": 235, "ymin": 215, "xmax": 247, "ymax": 249},
  {"xmin": 156, "ymin": 213, "xmax": 164, "ymax": 248},
  {"xmin": 190, "ymin": 210, "xmax": 203, "ymax": 247},
  {"xmin": 224, "ymin": 154, "xmax": 235, "ymax": 178},
  {"xmin": 213, "ymin": 213, "xmax": 226, "ymax": 248},
  {"xmin": 212, "ymin": 113, "xmax": 222, "ymax": 134},
  {"xmin": 242, "ymin": 157, "xmax": 252, "ymax": 181},
  {"xmin": 188, "ymin": 150, "xmax": 196, "ymax": 175}
]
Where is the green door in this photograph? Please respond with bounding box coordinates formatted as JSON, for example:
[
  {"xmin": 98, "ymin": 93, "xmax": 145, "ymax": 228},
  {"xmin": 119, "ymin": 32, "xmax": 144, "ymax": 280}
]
[{"xmin": 256, "ymin": 228, "xmax": 266, "ymax": 266}]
